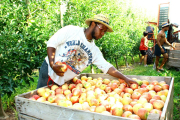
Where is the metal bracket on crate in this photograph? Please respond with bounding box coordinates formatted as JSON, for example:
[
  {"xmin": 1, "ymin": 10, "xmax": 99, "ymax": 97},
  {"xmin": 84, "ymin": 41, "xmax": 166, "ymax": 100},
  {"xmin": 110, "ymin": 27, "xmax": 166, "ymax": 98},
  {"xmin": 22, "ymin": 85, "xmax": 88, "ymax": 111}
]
[
  {"xmin": 147, "ymin": 113, "xmax": 160, "ymax": 120},
  {"xmin": 56, "ymin": 109, "xmax": 75, "ymax": 120},
  {"xmin": 68, "ymin": 112, "xmax": 75, "ymax": 120}
]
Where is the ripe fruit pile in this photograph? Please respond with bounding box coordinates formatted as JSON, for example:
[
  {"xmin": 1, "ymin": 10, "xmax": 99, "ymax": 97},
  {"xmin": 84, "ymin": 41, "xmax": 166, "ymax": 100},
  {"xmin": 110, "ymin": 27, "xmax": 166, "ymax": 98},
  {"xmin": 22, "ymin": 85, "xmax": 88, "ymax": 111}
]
[{"xmin": 29, "ymin": 76, "xmax": 170, "ymax": 120}]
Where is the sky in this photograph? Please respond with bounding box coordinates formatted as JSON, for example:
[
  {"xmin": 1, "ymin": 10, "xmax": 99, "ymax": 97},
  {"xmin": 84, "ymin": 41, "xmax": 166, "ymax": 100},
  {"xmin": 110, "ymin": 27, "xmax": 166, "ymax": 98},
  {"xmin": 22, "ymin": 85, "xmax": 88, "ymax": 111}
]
[
  {"xmin": 131, "ymin": 0, "xmax": 170, "ymax": 18},
  {"xmin": 131, "ymin": 0, "xmax": 180, "ymax": 30}
]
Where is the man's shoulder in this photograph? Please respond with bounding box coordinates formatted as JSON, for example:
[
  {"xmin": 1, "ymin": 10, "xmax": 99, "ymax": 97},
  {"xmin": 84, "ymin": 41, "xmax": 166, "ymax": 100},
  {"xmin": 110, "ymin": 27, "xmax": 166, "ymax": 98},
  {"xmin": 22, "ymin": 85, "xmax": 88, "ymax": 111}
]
[
  {"xmin": 158, "ymin": 30, "xmax": 164, "ymax": 36},
  {"xmin": 55, "ymin": 25, "xmax": 83, "ymax": 35},
  {"xmin": 63, "ymin": 25, "xmax": 83, "ymax": 30}
]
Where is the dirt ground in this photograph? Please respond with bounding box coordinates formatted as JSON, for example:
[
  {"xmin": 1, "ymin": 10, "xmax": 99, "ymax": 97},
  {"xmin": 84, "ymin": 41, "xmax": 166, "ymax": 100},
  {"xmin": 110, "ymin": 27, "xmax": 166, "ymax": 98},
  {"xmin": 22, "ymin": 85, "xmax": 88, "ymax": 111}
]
[{"xmin": 3, "ymin": 109, "xmax": 17, "ymax": 120}]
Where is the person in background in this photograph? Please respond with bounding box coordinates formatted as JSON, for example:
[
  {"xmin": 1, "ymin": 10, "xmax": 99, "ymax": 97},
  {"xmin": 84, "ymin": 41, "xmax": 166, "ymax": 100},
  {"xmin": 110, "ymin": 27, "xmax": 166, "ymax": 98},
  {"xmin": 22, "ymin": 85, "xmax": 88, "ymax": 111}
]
[
  {"xmin": 155, "ymin": 22, "xmax": 175, "ymax": 72},
  {"xmin": 139, "ymin": 31, "xmax": 149, "ymax": 67},
  {"xmin": 36, "ymin": 14, "xmax": 137, "ymax": 89}
]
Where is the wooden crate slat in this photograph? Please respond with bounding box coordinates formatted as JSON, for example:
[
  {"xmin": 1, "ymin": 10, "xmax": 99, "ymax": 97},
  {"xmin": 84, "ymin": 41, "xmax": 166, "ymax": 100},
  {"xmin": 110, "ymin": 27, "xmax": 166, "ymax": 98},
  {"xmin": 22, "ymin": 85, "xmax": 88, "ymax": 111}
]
[
  {"xmin": 167, "ymin": 61, "xmax": 180, "ymax": 67},
  {"xmin": 18, "ymin": 113, "xmax": 41, "ymax": 120},
  {"xmin": 172, "ymin": 43, "xmax": 180, "ymax": 50},
  {"xmin": 160, "ymin": 77, "xmax": 174, "ymax": 120},
  {"xmin": 16, "ymin": 97, "xmax": 130, "ymax": 120},
  {"xmin": 168, "ymin": 51, "xmax": 180, "ymax": 58}
]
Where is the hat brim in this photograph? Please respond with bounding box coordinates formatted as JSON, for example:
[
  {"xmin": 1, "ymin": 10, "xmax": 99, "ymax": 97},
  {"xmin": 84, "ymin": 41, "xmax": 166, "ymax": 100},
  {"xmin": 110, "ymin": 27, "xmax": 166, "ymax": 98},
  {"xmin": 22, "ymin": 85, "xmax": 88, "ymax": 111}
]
[
  {"xmin": 162, "ymin": 24, "xmax": 170, "ymax": 28},
  {"xmin": 85, "ymin": 19, "xmax": 113, "ymax": 32}
]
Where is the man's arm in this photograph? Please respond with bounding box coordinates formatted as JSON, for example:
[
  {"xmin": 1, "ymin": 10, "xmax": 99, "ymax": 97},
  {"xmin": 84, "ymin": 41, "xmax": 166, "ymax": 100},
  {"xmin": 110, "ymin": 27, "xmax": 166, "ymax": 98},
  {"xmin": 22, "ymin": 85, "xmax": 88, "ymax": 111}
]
[
  {"xmin": 47, "ymin": 47, "xmax": 65, "ymax": 76},
  {"xmin": 107, "ymin": 66, "xmax": 137, "ymax": 87},
  {"xmin": 157, "ymin": 33, "xmax": 162, "ymax": 48},
  {"xmin": 144, "ymin": 37, "xmax": 148, "ymax": 48},
  {"xmin": 47, "ymin": 47, "xmax": 56, "ymax": 68},
  {"xmin": 165, "ymin": 38, "xmax": 175, "ymax": 50}
]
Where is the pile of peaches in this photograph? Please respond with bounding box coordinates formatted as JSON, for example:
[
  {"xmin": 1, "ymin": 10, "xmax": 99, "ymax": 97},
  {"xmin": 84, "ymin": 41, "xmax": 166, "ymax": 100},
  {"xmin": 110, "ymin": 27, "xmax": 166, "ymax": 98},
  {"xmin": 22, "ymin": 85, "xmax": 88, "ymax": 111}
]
[{"xmin": 29, "ymin": 76, "xmax": 169, "ymax": 120}]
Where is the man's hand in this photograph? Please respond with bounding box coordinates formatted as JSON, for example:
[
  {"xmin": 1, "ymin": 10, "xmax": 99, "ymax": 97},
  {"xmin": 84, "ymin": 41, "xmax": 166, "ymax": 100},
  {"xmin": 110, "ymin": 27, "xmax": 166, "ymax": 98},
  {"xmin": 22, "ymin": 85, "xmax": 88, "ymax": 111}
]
[
  {"xmin": 172, "ymin": 46, "xmax": 176, "ymax": 50},
  {"xmin": 52, "ymin": 64, "xmax": 65, "ymax": 76},
  {"xmin": 125, "ymin": 78, "xmax": 138, "ymax": 87},
  {"xmin": 160, "ymin": 48, "xmax": 165, "ymax": 53},
  {"xmin": 107, "ymin": 66, "xmax": 138, "ymax": 87}
]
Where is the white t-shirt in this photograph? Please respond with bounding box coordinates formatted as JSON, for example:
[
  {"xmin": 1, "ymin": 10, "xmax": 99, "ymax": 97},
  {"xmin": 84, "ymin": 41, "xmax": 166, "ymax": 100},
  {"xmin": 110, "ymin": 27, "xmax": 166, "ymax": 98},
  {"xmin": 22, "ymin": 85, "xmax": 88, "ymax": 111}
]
[{"xmin": 45, "ymin": 25, "xmax": 113, "ymax": 85}]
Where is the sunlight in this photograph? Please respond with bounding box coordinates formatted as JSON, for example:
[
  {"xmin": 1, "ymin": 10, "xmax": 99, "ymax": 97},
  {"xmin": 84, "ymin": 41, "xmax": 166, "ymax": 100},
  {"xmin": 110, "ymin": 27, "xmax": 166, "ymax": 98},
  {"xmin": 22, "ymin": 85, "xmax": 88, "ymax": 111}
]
[{"xmin": 131, "ymin": 0, "xmax": 180, "ymax": 38}]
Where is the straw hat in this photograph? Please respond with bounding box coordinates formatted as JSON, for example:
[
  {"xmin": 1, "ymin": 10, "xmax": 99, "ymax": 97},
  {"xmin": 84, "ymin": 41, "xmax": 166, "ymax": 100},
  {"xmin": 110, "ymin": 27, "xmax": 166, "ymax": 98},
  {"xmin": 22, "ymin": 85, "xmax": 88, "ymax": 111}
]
[
  {"xmin": 162, "ymin": 22, "xmax": 169, "ymax": 28},
  {"xmin": 85, "ymin": 14, "xmax": 113, "ymax": 32}
]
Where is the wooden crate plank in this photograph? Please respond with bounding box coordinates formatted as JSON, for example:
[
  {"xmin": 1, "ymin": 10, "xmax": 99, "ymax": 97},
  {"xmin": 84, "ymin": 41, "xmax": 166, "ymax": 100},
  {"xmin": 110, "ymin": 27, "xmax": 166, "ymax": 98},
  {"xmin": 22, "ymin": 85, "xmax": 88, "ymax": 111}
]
[
  {"xmin": 165, "ymin": 77, "xmax": 174, "ymax": 120},
  {"xmin": 16, "ymin": 97, "xmax": 130, "ymax": 120},
  {"xmin": 160, "ymin": 77, "xmax": 174, "ymax": 120},
  {"xmin": 127, "ymin": 75, "xmax": 170, "ymax": 83},
  {"xmin": 164, "ymin": 77, "xmax": 172, "ymax": 85},
  {"xmin": 168, "ymin": 58, "xmax": 180, "ymax": 62},
  {"xmin": 167, "ymin": 60, "xmax": 180, "ymax": 68},
  {"xmin": 172, "ymin": 43, "xmax": 180, "ymax": 50},
  {"xmin": 18, "ymin": 113, "xmax": 41, "ymax": 120},
  {"xmin": 78, "ymin": 73, "xmax": 118, "ymax": 80},
  {"xmin": 18, "ymin": 90, "xmax": 38, "ymax": 98},
  {"xmin": 79, "ymin": 74, "xmax": 171, "ymax": 84},
  {"xmin": 168, "ymin": 50, "xmax": 180, "ymax": 58}
]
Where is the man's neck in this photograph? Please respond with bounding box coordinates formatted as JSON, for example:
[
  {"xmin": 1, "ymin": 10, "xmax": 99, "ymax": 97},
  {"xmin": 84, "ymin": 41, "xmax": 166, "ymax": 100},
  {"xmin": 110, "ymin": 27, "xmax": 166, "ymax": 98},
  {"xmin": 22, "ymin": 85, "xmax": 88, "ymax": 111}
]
[
  {"xmin": 161, "ymin": 28, "xmax": 166, "ymax": 33},
  {"xmin": 84, "ymin": 28, "xmax": 93, "ymax": 42}
]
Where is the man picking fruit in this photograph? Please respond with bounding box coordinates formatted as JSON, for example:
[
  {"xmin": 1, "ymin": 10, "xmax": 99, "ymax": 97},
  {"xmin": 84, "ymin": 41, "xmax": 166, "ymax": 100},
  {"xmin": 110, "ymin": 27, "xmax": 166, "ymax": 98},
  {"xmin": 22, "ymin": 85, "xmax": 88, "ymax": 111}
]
[
  {"xmin": 154, "ymin": 22, "xmax": 175, "ymax": 72},
  {"xmin": 37, "ymin": 14, "xmax": 137, "ymax": 88}
]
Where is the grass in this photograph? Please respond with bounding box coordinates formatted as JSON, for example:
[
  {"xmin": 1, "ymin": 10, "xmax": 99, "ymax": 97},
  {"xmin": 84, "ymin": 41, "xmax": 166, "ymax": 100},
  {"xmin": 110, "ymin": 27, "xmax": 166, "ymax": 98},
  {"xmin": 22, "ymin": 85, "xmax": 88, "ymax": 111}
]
[
  {"xmin": 2, "ymin": 75, "xmax": 39, "ymax": 111},
  {"xmin": 82, "ymin": 55, "xmax": 140, "ymax": 73},
  {"xmin": 2, "ymin": 73, "xmax": 39, "ymax": 119},
  {"xmin": 2, "ymin": 56, "xmax": 180, "ymax": 119}
]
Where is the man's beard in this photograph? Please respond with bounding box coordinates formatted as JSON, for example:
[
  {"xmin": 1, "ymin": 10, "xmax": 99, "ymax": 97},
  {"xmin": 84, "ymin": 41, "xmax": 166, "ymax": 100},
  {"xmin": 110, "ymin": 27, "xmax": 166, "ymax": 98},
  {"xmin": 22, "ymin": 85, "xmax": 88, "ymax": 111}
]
[{"xmin": 91, "ymin": 27, "xmax": 97, "ymax": 40}]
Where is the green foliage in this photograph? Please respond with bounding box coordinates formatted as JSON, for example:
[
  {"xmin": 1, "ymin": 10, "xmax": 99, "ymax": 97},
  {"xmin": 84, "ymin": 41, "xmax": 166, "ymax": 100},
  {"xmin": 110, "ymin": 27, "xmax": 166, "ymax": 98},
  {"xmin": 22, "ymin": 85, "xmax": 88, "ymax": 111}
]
[
  {"xmin": 2, "ymin": 75, "xmax": 38, "ymax": 111},
  {"xmin": 0, "ymin": 0, "xmax": 61, "ymax": 96},
  {"xmin": 0, "ymin": 0, "xmax": 156, "ymax": 97}
]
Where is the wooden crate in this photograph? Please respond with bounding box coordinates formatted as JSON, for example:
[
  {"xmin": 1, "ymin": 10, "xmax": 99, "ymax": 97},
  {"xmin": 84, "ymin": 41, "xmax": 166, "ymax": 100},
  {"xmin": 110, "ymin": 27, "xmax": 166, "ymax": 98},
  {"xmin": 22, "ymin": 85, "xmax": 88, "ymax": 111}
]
[
  {"xmin": 15, "ymin": 74, "xmax": 174, "ymax": 120},
  {"xmin": 172, "ymin": 42, "xmax": 180, "ymax": 50},
  {"xmin": 167, "ymin": 43, "xmax": 180, "ymax": 69}
]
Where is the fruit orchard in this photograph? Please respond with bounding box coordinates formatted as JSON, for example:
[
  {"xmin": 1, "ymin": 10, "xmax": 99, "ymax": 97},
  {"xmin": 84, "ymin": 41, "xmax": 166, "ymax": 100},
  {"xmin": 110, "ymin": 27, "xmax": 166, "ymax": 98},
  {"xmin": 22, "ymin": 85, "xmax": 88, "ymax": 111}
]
[
  {"xmin": 1, "ymin": 0, "xmax": 179, "ymax": 119},
  {"xmin": 0, "ymin": 0, "xmax": 155, "ymax": 96}
]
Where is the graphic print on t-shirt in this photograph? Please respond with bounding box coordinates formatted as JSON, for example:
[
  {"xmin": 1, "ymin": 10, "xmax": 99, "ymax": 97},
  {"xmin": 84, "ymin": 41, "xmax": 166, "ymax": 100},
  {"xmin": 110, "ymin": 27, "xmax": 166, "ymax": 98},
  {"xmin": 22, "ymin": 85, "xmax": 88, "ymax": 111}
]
[{"xmin": 60, "ymin": 40, "xmax": 92, "ymax": 74}]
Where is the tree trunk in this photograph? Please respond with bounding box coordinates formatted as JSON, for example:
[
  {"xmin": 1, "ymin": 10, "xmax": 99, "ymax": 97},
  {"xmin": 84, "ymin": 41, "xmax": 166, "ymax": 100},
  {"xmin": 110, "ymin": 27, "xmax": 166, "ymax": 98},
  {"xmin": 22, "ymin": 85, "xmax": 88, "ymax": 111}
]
[
  {"xmin": 124, "ymin": 56, "xmax": 129, "ymax": 67},
  {"xmin": 25, "ymin": 0, "xmax": 30, "ymax": 25},
  {"xmin": 114, "ymin": 57, "xmax": 119, "ymax": 70},
  {"xmin": 139, "ymin": 53, "xmax": 141, "ymax": 59},
  {"xmin": 60, "ymin": 0, "xmax": 63, "ymax": 27},
  {"xmin": 91, "ymin": 64, "xmax": 94, "ymax": 74},
  {"xmin": 0, "ymin": 96, "xmax": 9, "ymax": 120},
  {"xmin": 131, "ymin": 55, "xmax": 135, "ymax": 65},
  {"xmin": 60, "ymin": 0, "xmax": 66, "ymax": 27}
]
